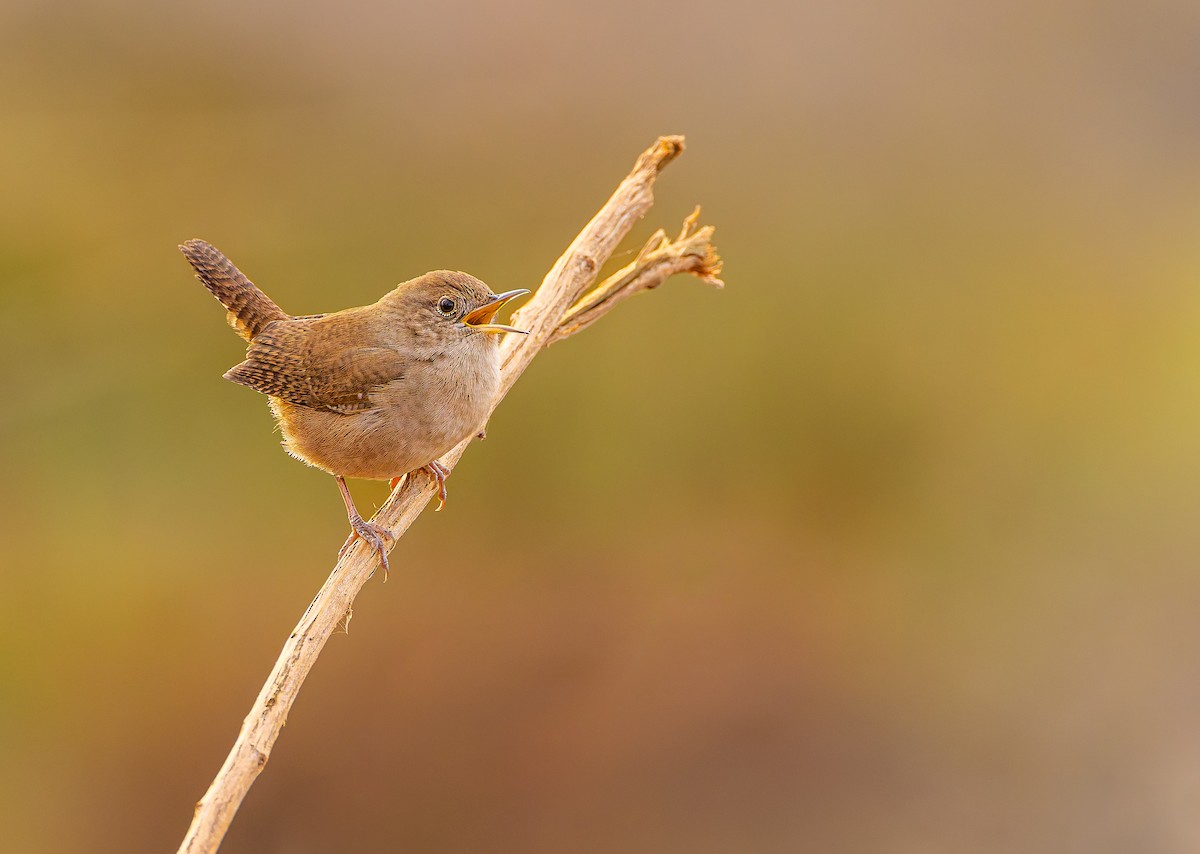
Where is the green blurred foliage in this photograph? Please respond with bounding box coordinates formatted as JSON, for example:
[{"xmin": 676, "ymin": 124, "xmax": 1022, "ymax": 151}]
[{"xmin": 4, "ymin": 0, "xmax": 1200, "ymax": 851}]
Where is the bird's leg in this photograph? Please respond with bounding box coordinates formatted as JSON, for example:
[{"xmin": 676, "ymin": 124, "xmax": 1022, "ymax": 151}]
[
  {"xmin": 335, "ymin": 476, "xmax": 394, "ymax": 580},
  {"xmin": 387, "ymin": 462, "xmax": 452, "ymax": 511}
]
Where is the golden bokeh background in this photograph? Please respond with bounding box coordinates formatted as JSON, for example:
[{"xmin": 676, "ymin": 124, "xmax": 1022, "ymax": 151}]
[{"xmin": 4, "ymin": 0, "xmax": 1200, "ymax": 851}]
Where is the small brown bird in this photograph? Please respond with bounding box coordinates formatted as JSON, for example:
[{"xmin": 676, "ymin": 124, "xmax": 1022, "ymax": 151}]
[{"xmin": 180, "ymin": 239, "xmax": 529, "ymax": 576}]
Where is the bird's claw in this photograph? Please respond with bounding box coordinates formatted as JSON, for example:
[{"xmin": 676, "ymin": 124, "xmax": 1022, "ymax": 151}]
[
  {"xmin": 339, "ymin": 516, "xmax": 395, "ymax": 581},
  {"xmin": 388, "ymin": 462, "xmax": 450, "ymax": 510},
  {"xmin": 424, "ymin": 461, "xmax": 450, "ymax": 511}
]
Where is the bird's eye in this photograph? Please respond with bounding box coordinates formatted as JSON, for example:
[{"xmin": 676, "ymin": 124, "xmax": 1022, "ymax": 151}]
[{"xmin": 436, "ymin": 297, "xmax": 456, "ymax": 317}]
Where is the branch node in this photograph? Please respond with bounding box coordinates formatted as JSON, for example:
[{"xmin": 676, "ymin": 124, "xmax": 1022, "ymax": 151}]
[{"xmin": 550, "ymin": 208, "xmax": 723, "ymax": 343}]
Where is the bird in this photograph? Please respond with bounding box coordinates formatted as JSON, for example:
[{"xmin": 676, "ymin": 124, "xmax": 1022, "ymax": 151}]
[{"xmin": 180, "ymin": 239, "xmax": 529, "ymax": 578}]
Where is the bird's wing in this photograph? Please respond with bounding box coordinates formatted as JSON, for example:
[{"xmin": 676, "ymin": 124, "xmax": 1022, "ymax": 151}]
[{"xmin": 224, "ymin": 319, "xmax": 406, "ymax": 413}]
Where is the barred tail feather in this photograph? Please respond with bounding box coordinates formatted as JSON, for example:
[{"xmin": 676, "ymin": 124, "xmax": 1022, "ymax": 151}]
[{"xmin": 179, "ymin": 239, "xmax": 289, "ymax": 341}]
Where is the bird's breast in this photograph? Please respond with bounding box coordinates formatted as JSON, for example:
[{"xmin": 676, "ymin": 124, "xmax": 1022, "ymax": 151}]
[{"xmin": 272, "ymin": 344, "xmax": 501, "ymax": 480}]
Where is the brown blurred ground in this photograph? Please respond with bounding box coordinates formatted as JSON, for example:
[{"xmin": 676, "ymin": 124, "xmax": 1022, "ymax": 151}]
[{"xmin": 4, "ymin": 0, "xmax": 1200, "ymax": 851}]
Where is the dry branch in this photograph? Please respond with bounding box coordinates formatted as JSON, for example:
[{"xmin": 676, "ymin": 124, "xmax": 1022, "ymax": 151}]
[
  {"xmin": 178, "ymin": 135, "xmax": 721, "ymax": 854},
  {"xmin": 551, "ymin": 207, "xmax": 723, "ymax": 343}
]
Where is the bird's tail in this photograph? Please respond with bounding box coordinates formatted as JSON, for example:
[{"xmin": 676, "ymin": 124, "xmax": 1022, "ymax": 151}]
[{"xmin": 179, "ymin": 239, "xmax": 289, "ymax": 342}]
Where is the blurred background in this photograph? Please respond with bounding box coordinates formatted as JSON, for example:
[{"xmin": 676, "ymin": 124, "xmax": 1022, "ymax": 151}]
[{"xmin": 3, "ymin": 0, "xmax": 1200, "ymax": 851}]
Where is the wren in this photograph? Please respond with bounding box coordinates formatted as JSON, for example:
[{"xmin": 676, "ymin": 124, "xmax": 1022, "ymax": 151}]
[{"xmin": 180, "ymin": 239, "xmax": 529, "ymax": 577}]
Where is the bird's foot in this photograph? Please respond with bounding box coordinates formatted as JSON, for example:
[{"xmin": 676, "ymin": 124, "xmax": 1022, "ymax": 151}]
[
  {"xmin": 386, "ymin": 462, "xmax": 451, "ymax": 510},
  {"xmin": 424, "ymin": 461, "xmax": 451, "ymax": 511},
  {"xmin": 338, "ymin": 514, "xmax": 395, "ymax": 581}
]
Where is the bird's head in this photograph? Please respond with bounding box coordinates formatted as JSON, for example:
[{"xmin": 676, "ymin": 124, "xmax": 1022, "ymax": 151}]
[{"xmin": 383, "ymin": 271, "xmax": 530, "ymax": 345}]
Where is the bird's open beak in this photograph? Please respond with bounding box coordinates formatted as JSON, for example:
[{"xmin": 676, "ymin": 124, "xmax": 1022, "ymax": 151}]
[{"xmin": 462, "ymin": 288, "xmax": 531, "ymax": 334}]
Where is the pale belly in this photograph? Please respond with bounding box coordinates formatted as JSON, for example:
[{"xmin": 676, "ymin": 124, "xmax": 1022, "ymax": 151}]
[{"xmin": 270, "ymin": 354, "xmax": 499, "ymax": 480}]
